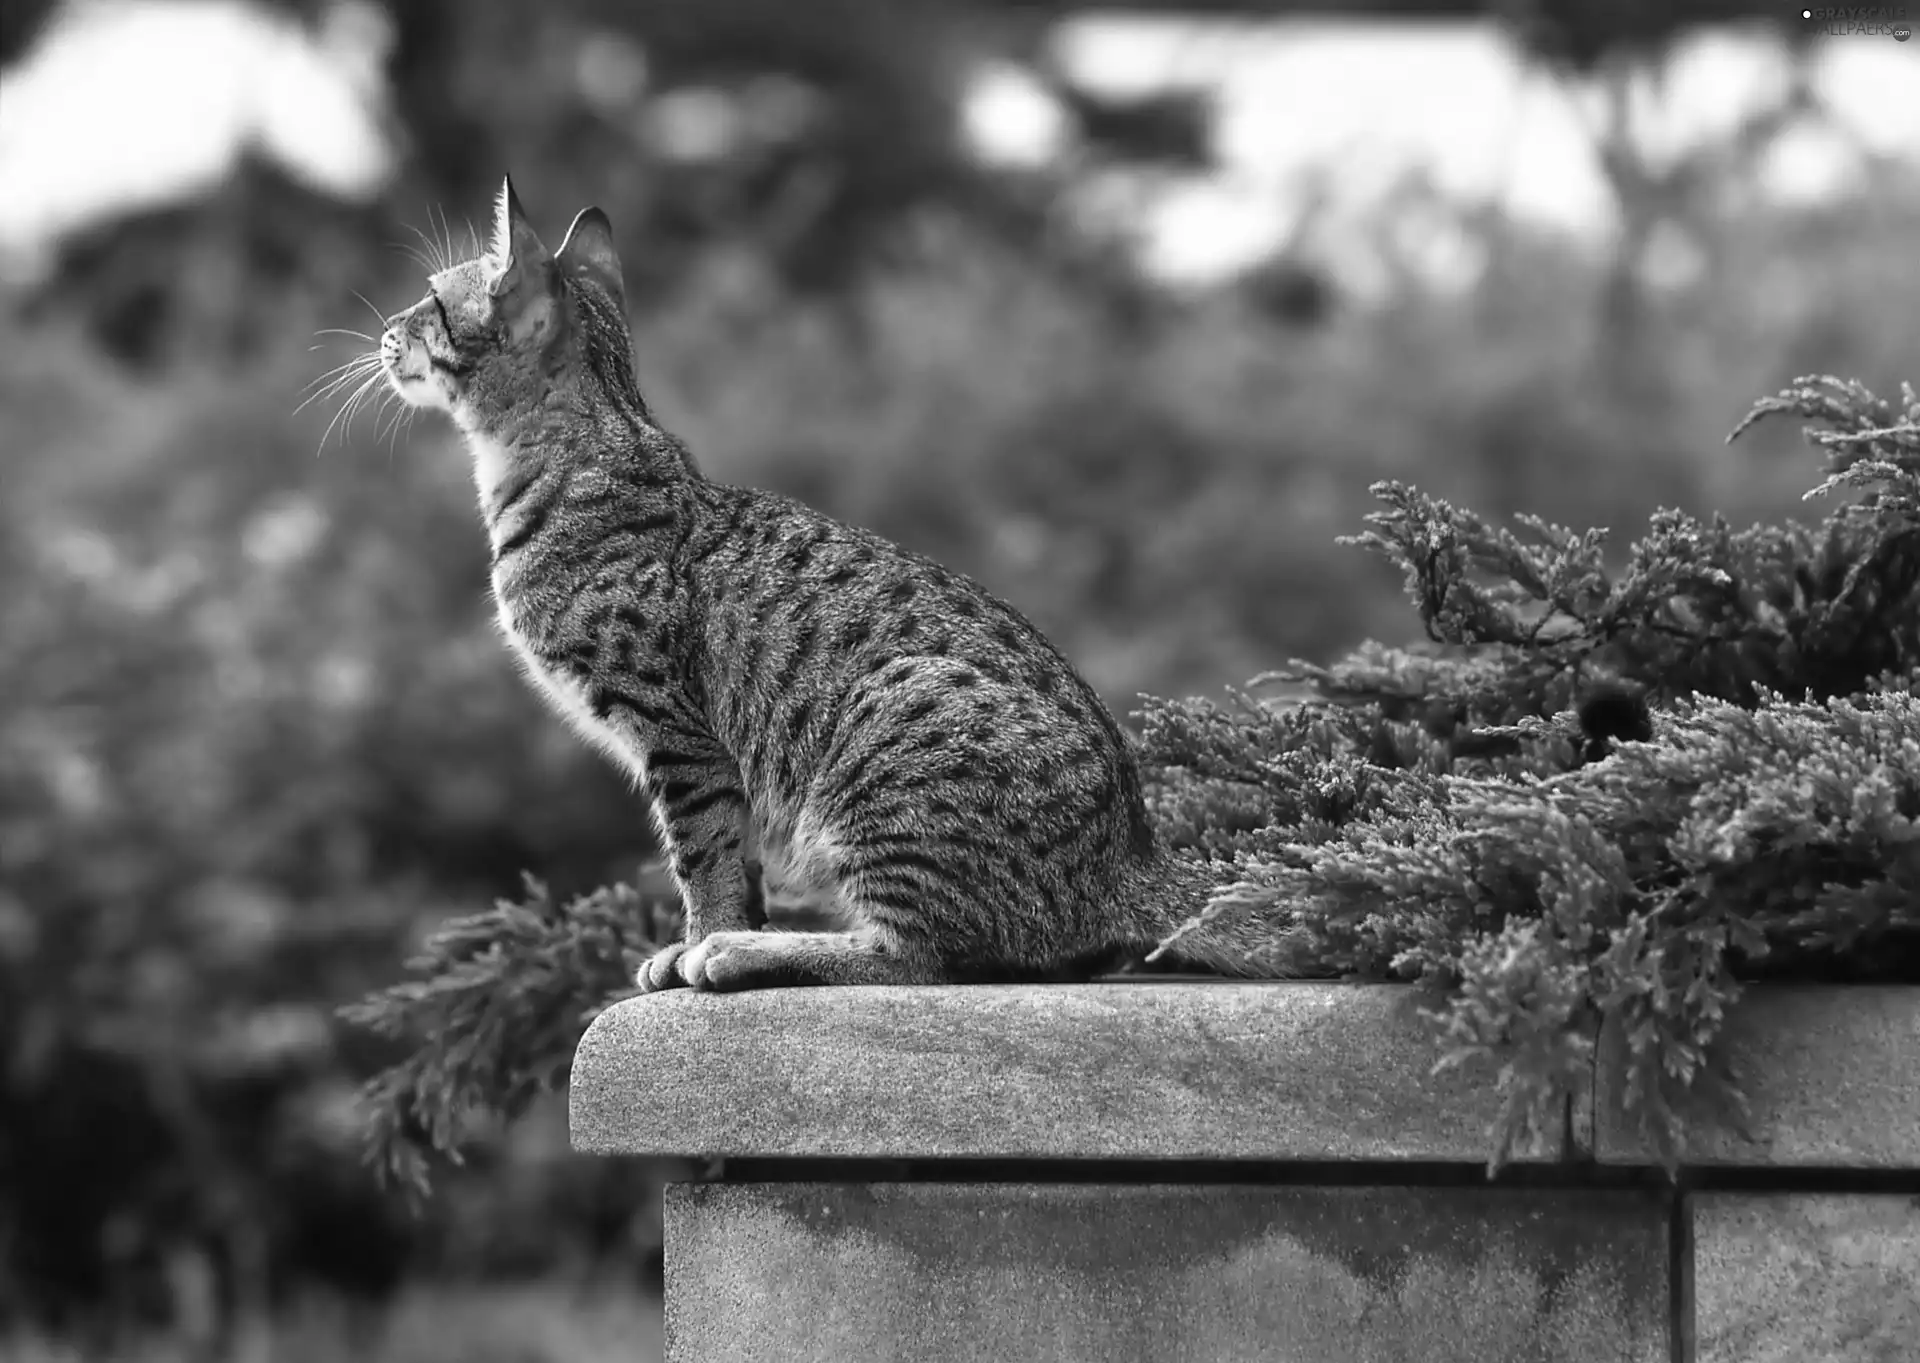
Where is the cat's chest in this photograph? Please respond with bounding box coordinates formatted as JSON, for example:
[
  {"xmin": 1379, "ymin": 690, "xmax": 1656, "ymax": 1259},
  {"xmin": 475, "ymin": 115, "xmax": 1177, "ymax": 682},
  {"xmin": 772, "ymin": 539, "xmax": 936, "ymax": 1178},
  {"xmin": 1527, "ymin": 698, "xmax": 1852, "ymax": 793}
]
[{"xmin": 492, "ymin": 589, "xmax": 649, "ymax": 785}]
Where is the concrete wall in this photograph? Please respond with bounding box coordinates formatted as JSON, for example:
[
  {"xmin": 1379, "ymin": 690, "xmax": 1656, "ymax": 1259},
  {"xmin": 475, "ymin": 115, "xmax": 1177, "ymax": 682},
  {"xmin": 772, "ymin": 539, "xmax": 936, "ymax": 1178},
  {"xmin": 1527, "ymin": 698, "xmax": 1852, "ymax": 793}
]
[{"xmin": 571, "ymin": 983, "xmax": 1920, "ymax": 1362}]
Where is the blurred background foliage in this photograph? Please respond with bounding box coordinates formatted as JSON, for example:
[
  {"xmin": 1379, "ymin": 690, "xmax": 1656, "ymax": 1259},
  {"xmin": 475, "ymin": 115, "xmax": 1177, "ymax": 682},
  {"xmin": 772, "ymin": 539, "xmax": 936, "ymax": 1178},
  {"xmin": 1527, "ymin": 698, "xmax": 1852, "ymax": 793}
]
[{"xmin": 2, "ymin": 0, "xmax": 1918, "ymax": 1358}]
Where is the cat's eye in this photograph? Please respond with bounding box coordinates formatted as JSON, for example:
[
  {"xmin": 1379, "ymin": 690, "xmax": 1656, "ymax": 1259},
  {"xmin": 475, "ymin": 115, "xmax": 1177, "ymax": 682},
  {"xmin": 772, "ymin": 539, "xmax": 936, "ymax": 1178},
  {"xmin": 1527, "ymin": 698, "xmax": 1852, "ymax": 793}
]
[{"xmin": 429, "ymin": 291, "xmax": 457, "ymax": 339}]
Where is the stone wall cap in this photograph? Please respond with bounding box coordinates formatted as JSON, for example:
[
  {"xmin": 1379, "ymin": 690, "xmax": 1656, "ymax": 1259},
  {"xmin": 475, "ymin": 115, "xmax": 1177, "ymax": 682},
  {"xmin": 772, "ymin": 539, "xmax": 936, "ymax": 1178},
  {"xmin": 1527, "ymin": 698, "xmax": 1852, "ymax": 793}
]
[
  {"xmin": 1594, "ymin": 984, "xmax": 1920, "ymax": 1168},
  {"xmin": 569, "ymin": 981, "xmax": 1572, "ymax": 1164}
]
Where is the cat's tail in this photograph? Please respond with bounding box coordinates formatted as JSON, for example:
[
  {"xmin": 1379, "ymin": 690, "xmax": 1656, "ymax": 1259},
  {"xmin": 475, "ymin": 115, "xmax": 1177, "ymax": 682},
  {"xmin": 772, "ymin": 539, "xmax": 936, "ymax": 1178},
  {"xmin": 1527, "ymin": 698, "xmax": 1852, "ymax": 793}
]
[{"xmin": 1125, "ymin": 854, "xmax": 1311, "ymax": 978}]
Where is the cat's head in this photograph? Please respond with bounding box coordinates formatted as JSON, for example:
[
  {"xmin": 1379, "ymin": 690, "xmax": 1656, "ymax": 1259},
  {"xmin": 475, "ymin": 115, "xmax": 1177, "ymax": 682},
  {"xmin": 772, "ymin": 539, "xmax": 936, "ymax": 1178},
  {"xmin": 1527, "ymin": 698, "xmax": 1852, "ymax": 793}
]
[{"xmin": 380, "ymin": 177, "xmax": 640, "ymax": 436}]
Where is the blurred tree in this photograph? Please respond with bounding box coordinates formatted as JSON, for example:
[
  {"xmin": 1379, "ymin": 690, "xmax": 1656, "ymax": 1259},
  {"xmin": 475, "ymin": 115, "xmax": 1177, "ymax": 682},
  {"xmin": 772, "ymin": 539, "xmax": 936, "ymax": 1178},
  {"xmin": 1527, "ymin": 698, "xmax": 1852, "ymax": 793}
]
[
  {"xmin": 20, "ymin": 0, "xmax": 1048, "ymax": 360},
  {"xmin": 0, "ymin": 0, "xmax": 58, "ymax": 63},
  {"xmin": 16, "ymin": 0, "xmax": 1807, "ymax": 366},
  {"xmin": 1493, "ymin": 0, "xmax": 1784, "ymax": 70}
]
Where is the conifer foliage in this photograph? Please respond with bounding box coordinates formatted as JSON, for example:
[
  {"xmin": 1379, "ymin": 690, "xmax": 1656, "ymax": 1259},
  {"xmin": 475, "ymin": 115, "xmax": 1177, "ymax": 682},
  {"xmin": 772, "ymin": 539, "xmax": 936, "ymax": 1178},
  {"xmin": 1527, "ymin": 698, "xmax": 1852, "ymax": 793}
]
[
  {"xmin": 344, "ymin": 876, "xmax": 681, "ymax": 1194},
  {"xmin": 1144, "ymin": 375, "xmax": 1919, "ymax": 1165},
  {"xmin": 348, "ymin": 376, "xmax": 1918, "ymax": 1181}
]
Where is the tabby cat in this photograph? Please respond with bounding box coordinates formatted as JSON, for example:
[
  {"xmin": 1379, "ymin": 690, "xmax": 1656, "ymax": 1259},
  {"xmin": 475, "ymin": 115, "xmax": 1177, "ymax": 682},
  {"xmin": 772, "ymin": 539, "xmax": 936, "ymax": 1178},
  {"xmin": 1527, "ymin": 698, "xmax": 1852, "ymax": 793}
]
[{"xmin": 373, "ymin": 178, "xmax": 1282, "ymax": 991}]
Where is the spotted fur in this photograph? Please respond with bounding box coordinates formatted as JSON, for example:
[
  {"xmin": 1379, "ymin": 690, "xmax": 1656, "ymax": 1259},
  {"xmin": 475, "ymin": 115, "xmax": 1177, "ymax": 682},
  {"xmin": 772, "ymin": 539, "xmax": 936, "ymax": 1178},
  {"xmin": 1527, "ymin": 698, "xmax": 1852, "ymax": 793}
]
[{"xmin": 375, "ymin": 178, "xmax": 1274, "ymax": 990}]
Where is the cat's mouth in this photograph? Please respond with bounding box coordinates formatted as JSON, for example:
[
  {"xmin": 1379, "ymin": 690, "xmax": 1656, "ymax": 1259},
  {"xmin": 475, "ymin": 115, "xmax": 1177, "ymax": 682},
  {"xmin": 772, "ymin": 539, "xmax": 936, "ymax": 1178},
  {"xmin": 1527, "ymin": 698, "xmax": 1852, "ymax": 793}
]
[{"xmin": 379, "ymin": 327, "xmax": 445, "ymax": 410}]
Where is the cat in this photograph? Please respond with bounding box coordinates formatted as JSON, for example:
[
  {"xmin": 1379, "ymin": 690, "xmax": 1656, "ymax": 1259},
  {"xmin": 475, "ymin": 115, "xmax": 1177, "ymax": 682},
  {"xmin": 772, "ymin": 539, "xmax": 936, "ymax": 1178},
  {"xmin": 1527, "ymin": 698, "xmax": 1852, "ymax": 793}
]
[{"xmin": 374, "ymin": 177, "xmax": 1289, "ymax": 991}]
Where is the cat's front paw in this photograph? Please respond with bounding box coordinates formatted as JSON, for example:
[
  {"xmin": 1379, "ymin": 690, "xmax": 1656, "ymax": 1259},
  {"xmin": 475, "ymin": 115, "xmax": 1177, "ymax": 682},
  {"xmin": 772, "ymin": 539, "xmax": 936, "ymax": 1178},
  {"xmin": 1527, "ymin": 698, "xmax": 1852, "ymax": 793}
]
[
  {"xmin": 679, "ymin": 930, "xmax": 776, "ymax": 992},
  {"xmin": 636, "ymin": 941, "xmax": 694, "ymax": 993}
]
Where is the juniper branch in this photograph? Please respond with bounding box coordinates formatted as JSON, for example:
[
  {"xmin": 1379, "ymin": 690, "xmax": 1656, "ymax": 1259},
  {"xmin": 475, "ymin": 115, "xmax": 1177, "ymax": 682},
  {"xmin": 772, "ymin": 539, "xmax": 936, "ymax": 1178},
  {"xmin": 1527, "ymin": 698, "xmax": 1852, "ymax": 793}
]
[{"xmin": 339, "ymin": 873, "xmax": 679, "ymax": 1196}]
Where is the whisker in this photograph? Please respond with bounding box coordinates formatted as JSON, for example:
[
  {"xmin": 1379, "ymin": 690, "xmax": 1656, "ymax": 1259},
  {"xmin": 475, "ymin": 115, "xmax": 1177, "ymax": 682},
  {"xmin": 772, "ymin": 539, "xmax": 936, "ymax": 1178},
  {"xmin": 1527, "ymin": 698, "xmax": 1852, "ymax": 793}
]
[
  {"xmin": 378, "ymin": 395, "xmax": 413, "ymax": 451},
  {"xmin": 339, "ymin": 386, "xmax": 385, "ymax": 451},
  {"xmin": 381, "ymin": 390, "xmax": 422, "ymax": 459},
  {"xmin": 319, "ymin": 368, "xmax": 389, "ymax": 452},
  {"xmin": 420, "ymin": 213, "xmax": 443, "ymax": 272},
  {"xmin": 296, "ymin": 361, "xmax": 382, "ymax": 415},
  {"xmin": 297, "ymin": 374, "xmax": 367, "ymax": 416},
  {"xmin": 434, "ymin": 204, "xmax": 457, "ymax": 272},
  {"xmin": 315, "ymin": 376, "xmax": 365, "ymax": 450},
  {"xmin": 296, "ymin": 355, "xmax": 379, "ymax": 406},
  {"xmin": 392, "ymin": 407, "xmax": 422, "ymax": 463},
  {"xmin": 301, "ymin": 350, "xmax": 383, "ymax": 389},
  {"xmin": 392, "ymin": 409, "xmax": 421, "ymax": 464},
  {"xmin": 408, "ymin": 222, "xmax": 445, "ymax": 274},
  {"xmin": 315, "ymin": 327, "xmax": 377, "ymax": 343},
  {"xmin": 350, "ymin": 289, "xmax": 390, "ymax": 332},
  {"xmin": 301, "ymin": 362, "xmax": 379, "ymax": 399},
  {"xmin": 391, "ymin": 239, "xmax": 435, "ymax": 273},
  {"xmin": 316, "ymin": 381, "xmax": 358, "ymax": 454},
  {"xmin": 375, "ymin": 387, "xmax": 403, "ymax": 436},
  {"xmin": 349, "ymin": 369, "xmax": 388, "ymax": 424},
  {"xmin": 312, "ymin": 349, "xmax": 383, "ymax": 376}
]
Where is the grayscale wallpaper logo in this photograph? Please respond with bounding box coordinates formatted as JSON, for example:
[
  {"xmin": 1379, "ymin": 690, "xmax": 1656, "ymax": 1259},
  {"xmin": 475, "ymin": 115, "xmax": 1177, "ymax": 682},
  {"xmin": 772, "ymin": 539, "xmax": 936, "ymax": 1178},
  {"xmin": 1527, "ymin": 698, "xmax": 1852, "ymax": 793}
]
[{"xmin": 1802, "ymin": 6, "xmax": 1913, "ymax": 38}]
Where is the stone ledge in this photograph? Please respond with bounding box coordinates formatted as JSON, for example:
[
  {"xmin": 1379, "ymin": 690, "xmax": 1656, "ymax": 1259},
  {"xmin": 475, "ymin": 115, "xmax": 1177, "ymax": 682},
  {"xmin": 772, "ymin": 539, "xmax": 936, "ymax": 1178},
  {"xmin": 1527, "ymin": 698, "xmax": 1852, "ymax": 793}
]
[
  {"xmin": 1691, "ymin": 1193, "xmax": 1920, "ymax": 1361},
  {"xmin": 1594, "ymin": 986, "xmax": 1920, "ymax": 1167},
  {"xmin": 570, "ymin": 982, "xmax": 1575, "ymax": 1163},
  {"xmin": 664, "ymin": 1183, "xmax": 1669, "ymax": 1363}
]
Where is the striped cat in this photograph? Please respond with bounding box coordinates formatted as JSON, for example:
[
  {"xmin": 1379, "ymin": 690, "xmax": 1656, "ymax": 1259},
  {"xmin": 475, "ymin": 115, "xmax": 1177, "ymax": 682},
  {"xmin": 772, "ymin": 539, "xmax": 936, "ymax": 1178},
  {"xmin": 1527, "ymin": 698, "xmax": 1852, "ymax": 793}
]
[{"xmin": 373, "ymin": 178, "xmax": 1282, "ymax": 991}]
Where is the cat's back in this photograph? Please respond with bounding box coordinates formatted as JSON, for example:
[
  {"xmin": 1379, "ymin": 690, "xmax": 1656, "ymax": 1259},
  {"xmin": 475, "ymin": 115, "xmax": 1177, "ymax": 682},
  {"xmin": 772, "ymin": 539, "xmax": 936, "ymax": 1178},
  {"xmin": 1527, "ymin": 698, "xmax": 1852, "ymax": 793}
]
[
  {"xmin": 680, "ymin": 479, "xmax": 1154, "ymax": 856},
  {"xmin": 683, "ymin": 479, "xmax": 1100, "ymax": 709}
]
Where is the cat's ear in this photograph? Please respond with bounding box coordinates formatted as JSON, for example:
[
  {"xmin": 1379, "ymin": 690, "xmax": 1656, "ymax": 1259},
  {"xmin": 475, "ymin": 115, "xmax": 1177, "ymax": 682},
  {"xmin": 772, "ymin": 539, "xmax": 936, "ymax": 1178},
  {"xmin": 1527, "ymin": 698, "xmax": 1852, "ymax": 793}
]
[
  {"xmin": 487, "ymin": 176, "xmax": 552, "ymax": 301},
  {"xmin": 556, "ymin": 207, "xmax": 626, "ymax": 310}
]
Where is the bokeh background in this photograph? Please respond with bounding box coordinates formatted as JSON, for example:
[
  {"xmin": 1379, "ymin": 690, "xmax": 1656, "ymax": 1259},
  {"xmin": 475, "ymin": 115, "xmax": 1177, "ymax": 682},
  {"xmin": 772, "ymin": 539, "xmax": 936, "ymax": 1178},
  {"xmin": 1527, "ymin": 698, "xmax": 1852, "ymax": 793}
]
[{"xmin": 2, "ymin": 0, "xmax": 1917, "ymax": 1358}]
